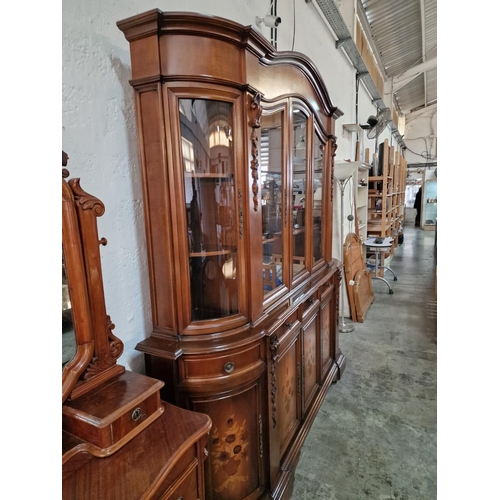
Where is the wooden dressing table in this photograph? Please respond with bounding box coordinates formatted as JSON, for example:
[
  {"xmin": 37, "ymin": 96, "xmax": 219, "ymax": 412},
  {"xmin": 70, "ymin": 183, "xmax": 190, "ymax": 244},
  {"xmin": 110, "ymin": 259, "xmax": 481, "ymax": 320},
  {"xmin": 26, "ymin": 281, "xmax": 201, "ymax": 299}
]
[{"xmin": 62, "ymin": 153, "xmax": 211, "ymax": 499}]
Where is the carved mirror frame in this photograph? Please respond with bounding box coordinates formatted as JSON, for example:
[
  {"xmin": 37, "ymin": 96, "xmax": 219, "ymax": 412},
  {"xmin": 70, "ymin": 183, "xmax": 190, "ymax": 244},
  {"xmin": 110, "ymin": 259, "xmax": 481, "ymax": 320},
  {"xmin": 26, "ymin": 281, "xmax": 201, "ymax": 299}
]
[{"xmin": 62, "ymin": 152, "xmax": 125, "ymax": 402}]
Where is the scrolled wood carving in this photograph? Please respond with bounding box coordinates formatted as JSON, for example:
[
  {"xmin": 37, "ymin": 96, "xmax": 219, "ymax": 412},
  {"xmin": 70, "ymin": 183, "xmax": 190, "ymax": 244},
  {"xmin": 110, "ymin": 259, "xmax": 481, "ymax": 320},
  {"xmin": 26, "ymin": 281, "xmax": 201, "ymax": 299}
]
[
  {"xmin": 330, "ymin": 135, "xmax": 338, "ymax": 203},
  {"xmin": 63, "ymin": 152, "xmax": 125, "ymax": 401},
  {"xmin": 83, "ymin": 316, "xmax": 124, "ymax": 380},
  {"xmin": 238, "ymin": 188, "xmax": 244, "ymax": 239},
  {"xmin": 269, "ymin": 332, "xmax": 280, "ymax": 428},
  {"xmin": 69, "ymin": 179, "xmax": 106, "ymax": 217},
  {"xmin": 249, "ymin": 92, "xmax": 263, "ymax": 211}
]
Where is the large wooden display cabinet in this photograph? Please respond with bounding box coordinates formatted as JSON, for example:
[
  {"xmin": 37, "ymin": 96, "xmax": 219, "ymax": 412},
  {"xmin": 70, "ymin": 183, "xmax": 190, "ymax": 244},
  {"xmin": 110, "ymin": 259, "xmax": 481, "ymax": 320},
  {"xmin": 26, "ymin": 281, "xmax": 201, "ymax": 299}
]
[{"xmin": 117, "ymin": 10, "xmax": 345, "ymax": 500}]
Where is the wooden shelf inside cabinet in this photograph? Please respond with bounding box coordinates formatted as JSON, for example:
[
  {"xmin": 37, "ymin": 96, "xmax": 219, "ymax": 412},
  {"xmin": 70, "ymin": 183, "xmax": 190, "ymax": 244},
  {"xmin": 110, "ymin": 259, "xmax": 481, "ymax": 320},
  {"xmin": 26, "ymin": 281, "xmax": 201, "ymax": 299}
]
[
  {"xmin": 189, "ymin": 249, "xmax": 233, "ymax": 257},
  {"xmin": 185, "ymin": 172, "xmax": 234, "ymax": 179},
  {"xmin": 262, "ymin": 236, "xmax": 280, "ymax": 244}
]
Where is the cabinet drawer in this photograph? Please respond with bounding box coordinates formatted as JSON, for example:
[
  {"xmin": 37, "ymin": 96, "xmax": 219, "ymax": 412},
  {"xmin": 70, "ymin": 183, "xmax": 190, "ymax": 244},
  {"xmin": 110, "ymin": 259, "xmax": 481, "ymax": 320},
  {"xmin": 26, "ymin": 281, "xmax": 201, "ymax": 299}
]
[
  {"xmin": 158, "ymin": 464, "xmax": 199, "ymax": 500},
  {"xmin": 319, "ymin": 280, "xmax": 334, "ymax": 301},
  {"xmin": 271, "ymin": 310, "xmax": 300, "ymax": 355},
  {"xmin": 299, "ymin": 296, "xmax": 319, "ymax": 322},
  {"xmin": 183, "ymin": 343, "xmax": 262, "ymax": 379}
]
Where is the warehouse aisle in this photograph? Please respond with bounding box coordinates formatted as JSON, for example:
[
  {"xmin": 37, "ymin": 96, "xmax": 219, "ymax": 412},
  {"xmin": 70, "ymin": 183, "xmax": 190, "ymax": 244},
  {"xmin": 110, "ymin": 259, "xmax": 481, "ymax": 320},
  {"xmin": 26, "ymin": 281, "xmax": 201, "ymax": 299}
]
[{"xmin": 290, "ymin": 226, "xmax": 437, "ymax": 500}]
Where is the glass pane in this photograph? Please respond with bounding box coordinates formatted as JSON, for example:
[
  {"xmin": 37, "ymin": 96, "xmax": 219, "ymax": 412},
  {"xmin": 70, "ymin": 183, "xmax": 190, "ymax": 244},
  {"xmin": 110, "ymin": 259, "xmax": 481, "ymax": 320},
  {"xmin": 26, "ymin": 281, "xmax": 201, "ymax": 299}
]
[
  {"xmin": 313, "ymin": 131, "xmax": 325, "ymax": 263},
  {"xmin": 179, "ymin": 98, "xmax": 239, "ymax": 321},
  {"xmin": 423, "ymin": 180, "xmax": 437, "ymax": 225},
  {"xmin": 292, "ymin": 109, "xmax": 307, "ymax": 277},
  {"xmin": 62, "ymin": 250, "xmax": 77, "ymax": 367},
  {"xmin": 261, "ymin": 111, "xmax": 284, "ymax": 296}
]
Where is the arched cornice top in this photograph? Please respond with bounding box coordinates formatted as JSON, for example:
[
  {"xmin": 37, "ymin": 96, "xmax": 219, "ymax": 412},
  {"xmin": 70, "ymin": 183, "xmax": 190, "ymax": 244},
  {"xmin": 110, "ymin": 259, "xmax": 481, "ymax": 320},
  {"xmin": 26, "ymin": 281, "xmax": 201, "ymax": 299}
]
[{"xmin": 117, "ymin": 10, "xmax": 343, "ymax": 119}]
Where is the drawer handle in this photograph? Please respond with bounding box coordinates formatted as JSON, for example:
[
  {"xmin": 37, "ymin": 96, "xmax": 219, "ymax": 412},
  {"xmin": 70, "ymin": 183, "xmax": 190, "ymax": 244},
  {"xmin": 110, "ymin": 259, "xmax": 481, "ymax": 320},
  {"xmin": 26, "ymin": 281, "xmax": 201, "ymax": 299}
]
[
  {"xmin": 308, "ymin": 298, "xmax": 314, "ymax": 304},
  {"xmin": 224, "ymin": 362, "xmax": 235, "ymax": 373},
  {"xmin": 285, "ymin": 322, "xmax": 293, "ymax": 328},
  {"xmin": 131, "ymin": 407, "xmax": 146, "ymax": 422}
]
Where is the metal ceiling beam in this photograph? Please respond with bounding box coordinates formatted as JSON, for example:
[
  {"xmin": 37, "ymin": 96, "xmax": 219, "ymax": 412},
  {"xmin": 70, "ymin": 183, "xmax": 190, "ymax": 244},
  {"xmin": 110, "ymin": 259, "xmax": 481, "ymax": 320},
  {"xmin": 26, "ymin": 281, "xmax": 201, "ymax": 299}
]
[
  {"xmin": 310, "ymin": 0, "xmax": 405, "ymax": 148},
  {"xmin": 356, "ymin": 0, "xmax": 388, "ymax": 79},
  {"xmin": 404, "ymin": 102, "xmax": 437, "ymax": 122},
  {"xmin": 392, "ymin": 58, "xmax": 436, "ymax": 91}
]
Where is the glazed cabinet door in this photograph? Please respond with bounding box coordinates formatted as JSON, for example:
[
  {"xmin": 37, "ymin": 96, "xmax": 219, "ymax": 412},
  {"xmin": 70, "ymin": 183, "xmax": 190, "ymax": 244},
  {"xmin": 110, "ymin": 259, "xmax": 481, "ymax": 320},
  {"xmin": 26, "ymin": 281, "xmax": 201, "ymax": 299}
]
[
  {"xmin": 260, "ymin": 103, "xmax": 288, "ymax": 304},
  {"xmin": 169, "ymin": 91, "xmax": 245, "ymax": 333},
  {"xmin": 132, "ymin": 82, "xmax": 251, "ymax": 336},
  {"xmin": 189, "ymin": 377, "xmax": 268, "ymax": 500},
  {"xmin": 290, "ymin": 106, "xmax": 309, "ymax": 284}
]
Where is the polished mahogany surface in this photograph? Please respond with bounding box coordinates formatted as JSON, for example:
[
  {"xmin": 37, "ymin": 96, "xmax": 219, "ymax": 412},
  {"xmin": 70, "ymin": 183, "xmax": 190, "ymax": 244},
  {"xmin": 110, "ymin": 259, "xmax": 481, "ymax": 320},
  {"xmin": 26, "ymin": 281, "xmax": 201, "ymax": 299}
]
[{"xmin": 63, "ymin": 402, "xmax": 211, "ymax": 500}]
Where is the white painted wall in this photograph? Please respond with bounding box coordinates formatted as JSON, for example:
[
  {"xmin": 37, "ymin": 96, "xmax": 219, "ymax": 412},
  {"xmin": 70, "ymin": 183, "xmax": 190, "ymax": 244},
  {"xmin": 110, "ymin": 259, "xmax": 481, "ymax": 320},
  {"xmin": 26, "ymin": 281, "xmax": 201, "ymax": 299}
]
[
  {"xmin": 62, "ymin": 0, "xmax": 399, "ymax": 369},
  {"xmin": 403, "ymin": 107, "xmax": 438, "ymax": 165}
]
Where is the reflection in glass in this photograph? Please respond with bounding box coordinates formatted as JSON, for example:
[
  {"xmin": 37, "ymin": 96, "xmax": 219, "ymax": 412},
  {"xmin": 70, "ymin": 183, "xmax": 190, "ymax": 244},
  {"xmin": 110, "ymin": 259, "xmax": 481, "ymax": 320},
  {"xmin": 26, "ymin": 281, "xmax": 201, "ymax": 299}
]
[
  {"xmin": 313, "ymin": 131, "xmax": 325, "ymax": 263},
  {"xmin": 292, "ymin": 108, "xmax": 307, "ymax": 277},
  {"xmin": 179, "ymin": 98, "xmax": 239, "ymax": 321},
  {"xmin": 260, "ymin": 111, "xmax": 284, "ymax": 295},
  {"xmin": 62, "ymin": 251, "xmax": 77, "ymax": 367}
]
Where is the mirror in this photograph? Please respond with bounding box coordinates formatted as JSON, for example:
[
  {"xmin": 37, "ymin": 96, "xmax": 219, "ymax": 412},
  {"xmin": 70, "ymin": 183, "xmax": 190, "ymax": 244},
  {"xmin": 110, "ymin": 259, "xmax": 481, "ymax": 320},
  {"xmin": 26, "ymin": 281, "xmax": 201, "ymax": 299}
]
[
  {"xmin": 62, "ymin": 152, "xmax": 125, "ymax": 403},
  {"xmin": 62, "ymin": 253, "xmax": 76, "ymax": 367}
]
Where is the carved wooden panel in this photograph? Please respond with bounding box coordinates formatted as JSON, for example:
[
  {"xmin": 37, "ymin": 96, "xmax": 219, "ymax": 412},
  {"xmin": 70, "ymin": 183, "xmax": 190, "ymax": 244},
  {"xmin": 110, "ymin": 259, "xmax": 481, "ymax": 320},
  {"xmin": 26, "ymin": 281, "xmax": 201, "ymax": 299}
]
[
  {"xmin": 192, "ymin": 382, "xmax": 265, "ymax": 500},
  {"xmin": 276, "ymin": 337, "xmax": 301, "ymax": 458},
  {"xmin": 353, "ymin": 268, "xmax": 375, "ymax": 323},
  {"xmin": 320, "ymin": 292, "xmax": 333, "ymax": 379},
  {"xmin": 302, "ymin": 315, "xmax": 319, "ymax": 412},
  {"xmin": 344, "ymin": 232, "xmax": 374, "ymax": 322}
]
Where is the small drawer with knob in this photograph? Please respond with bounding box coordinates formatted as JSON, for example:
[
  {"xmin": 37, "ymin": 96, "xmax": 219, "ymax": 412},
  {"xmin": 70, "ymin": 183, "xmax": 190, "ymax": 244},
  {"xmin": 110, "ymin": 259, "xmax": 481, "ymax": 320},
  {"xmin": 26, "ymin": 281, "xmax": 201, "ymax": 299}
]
[
  {"xmin": 182, "ymin": 342, "xmax": 262, "ymax": 380},
  {"xmin": 62, "ymin": 371, "xmax": 165, "ymax": 455}
]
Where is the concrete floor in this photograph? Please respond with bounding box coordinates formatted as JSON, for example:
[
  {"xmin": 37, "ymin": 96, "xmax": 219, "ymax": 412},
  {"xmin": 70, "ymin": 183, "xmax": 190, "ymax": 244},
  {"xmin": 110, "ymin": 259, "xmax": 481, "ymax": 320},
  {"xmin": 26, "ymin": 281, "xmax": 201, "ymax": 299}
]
[{"xmin": 290, "ymin": 225, "xmax": 437, "ymax": 500}]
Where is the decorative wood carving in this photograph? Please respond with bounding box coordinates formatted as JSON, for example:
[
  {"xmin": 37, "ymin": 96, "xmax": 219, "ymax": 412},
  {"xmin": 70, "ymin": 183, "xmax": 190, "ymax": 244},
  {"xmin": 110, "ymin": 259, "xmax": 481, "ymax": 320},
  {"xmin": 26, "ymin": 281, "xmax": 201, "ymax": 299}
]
[
  {"xmin": 62, "ymin": 153, "xmax": 125, "ymax": 402},
  {"xmin": 330, "ymin": 136, "xmax": 338, "ymax": 203},
  {"xmin": 249, "ymin": 92, "xmax": 262, "ymax": 211},
  {"xmin": 238, "ymin": 187, "xmax": 244, "ymax": 239},
  {"xmin": 269, "ymin": 332, "xmax": 280, "ymax": 428},
  {"xmin": 353, "ymin": 269, "xmax": 375, "ymax": 323}
]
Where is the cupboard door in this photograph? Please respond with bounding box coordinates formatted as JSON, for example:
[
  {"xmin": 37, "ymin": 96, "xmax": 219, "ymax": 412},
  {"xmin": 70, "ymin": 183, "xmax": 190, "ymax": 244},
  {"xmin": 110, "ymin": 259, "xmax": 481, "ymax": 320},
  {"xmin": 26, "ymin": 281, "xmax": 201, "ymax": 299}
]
[
  {"xmin": 302, "ymin": 310, "xmax": 320, "ymax": 414},
  {"xmin": 320, "ymin": 287, "xmax": 335, "ymax": 380},
  {"xmin": 274, "ymin": 331, "xmax": 301, "ymax": 459},
  {"xmin": 191, "ymin": 380, "xmax": 266, "ymax": 500},
  {"xmin": 179, "ymin": 98, "xmax": 240, "ymax": 322}
]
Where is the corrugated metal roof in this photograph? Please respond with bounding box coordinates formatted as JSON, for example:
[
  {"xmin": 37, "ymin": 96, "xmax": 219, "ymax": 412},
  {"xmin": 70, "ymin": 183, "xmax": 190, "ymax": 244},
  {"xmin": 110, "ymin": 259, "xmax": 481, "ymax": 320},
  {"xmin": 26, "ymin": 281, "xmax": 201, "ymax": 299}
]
[{"xmin": 359, "ymin": 0, "xmax": 437, "ymax": 114}]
